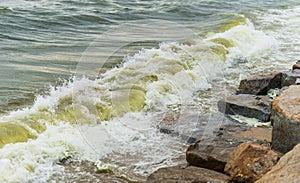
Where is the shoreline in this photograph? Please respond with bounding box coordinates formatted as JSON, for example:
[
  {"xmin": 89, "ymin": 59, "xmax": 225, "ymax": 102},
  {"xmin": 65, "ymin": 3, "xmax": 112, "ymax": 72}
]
[{"xmin": 146, "ymin": 61, "xmax": 300, "ymax": 183}]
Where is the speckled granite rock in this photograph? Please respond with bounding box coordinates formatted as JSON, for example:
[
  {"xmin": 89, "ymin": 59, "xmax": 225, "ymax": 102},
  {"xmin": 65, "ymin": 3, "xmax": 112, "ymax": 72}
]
[
  {"xmin": 224, "ymin": 142, "xmax": 279, "ymax": 183},
  {"xmin": 256, "ymin": 143, "xmax": 300, "ymax": 183}
]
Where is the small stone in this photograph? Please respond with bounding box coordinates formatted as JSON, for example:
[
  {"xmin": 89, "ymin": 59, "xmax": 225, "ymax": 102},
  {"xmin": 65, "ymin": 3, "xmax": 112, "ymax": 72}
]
[
  {"xmin": 292, "ymin": 60, "xmax": 300, "ymax": 70},
  {"xmin": 237, "ymin": 72, "xmax": 282, "ymax": 95},
  {"xmin": 218, "ymin": 94, "xmax": 273, "ymax": 122},
  {"xmin": 147, "ymin": 165, "xmax": 231, "ymax": 183},
  {"xmin": 292, "ymin": 64, "xmax": 300, "ymax": 70},
  {"xmin": 224, "ymin": 142, "xmax": 279, "ymax": 183},
  {"xmin": 256, "ymin": 143, "xmax": 300, "ymax": 183}
]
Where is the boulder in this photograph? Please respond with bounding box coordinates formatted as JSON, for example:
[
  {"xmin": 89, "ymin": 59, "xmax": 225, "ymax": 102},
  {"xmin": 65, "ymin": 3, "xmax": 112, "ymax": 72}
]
[
  {"xmin": 224, "ymin": 142, "xmax": 279, "ymax": 183},
  {"xmin": 237, "ymin": 72, "xmax": 282, "ymax": 95},
  {"xmin": 218, "ymin": 94, "xmax": 273, "ymax": 122},
  {"xmin": 272, "ymin": 85, "xmax": 300, "ymax": 153},
  {"xmin": 147, "ymin": 165, "xmax": 231, "ymax": 183},
  {"xmin": 281, "ymin": 70, "xmax": 300, "ymax": 86},
  {"xmin": 186, "ymin": 137, "xmax": 248, "ymax": 172},
  {"xmin": 186, "ymin": 123, "xmax": 255, "ymax": 172},
  {"xmin": 256, "ymin": 143, "xmax": 300, "ymax": 183}
]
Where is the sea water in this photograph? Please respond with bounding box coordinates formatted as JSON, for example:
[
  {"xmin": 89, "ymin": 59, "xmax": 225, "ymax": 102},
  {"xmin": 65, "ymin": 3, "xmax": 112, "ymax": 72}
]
[{"xmin": 0, "ymin": 0, "xmax": 299, "ymax": 182}]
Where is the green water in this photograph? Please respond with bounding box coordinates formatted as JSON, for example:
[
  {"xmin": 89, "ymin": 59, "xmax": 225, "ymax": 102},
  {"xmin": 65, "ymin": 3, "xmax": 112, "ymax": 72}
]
[
  {"xmin": 0, "ymin": 0, "xmax": 300, "ymax": 182},
  {"xmin": 0, "ymin": 0, "xmax": 299, "ymax": 113}
]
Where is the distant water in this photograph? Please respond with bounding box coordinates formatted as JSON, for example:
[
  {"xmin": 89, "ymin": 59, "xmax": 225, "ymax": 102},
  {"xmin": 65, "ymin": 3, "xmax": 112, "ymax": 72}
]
[{"xmin": 0, "ymin": 0, "xmax": 299, "ymax": 182}]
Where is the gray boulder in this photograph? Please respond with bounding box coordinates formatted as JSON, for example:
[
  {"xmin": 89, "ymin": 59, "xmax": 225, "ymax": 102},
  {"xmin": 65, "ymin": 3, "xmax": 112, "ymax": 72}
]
[
  {"xmin": 237, "ymin": 72, "xmax": 282, "ymax": 95},
  {"xmin": 218, "ymin": 94, "xmax": 273, "ymax": 122}
]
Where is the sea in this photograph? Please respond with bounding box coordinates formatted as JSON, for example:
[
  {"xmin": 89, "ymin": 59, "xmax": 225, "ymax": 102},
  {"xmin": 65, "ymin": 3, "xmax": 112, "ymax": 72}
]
[{"xmin": 0, "ymin": 0, "xmax": 299, "ymax": 182}]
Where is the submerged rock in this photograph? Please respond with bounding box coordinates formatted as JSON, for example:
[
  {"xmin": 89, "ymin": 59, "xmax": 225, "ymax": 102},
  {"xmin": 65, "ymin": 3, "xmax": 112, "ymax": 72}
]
[
  {"xmin": 218, "ymin": 94, "xmax": 273, "ymax": 122},
  {"xmin": 147, "ymin": 165, "xmax": 231, "ymax": 183},
  {"xmin": 51, "ymin": 160, "xmax": 142, "ymax": 183},
  {"xmin": 237, "ymin": 72, "xmax": 282, "ymax": 95},
  {"xmin": 272, "ymin": 85, "xmax": 300, "ymax": 153},
  {"xmin": 256, "ymin": 143, "xmax": 300, "ymax": 183},
  {"xmin": 224, "ymin": 142, "xmax": 279, "ymax": 183},
  {"xmin": 157, "ymin": 113, "xmax": 239, "ymax": 144}
]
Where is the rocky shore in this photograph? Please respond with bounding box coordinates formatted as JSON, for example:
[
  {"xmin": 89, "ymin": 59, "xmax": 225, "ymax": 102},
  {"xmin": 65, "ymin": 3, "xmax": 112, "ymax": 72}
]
[
  {"xmin": 147, "ymin": 61, "xmax": 300, "ymax": 183},
  {"xmin": 53, "ymin": 61, "xmax": 300, "ymax": 183}
]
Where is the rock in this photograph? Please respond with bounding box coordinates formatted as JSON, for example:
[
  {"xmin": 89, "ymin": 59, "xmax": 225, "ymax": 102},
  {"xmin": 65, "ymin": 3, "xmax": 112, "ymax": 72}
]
[
  {"xmin": 272, "ymin": 85, "xmax": 300, "ymax": 153},
  {"xmin": 158, "ymin": 113, "xmax": 242, "ymax": 144},
  {"xmin": 186, "ymin": 123, "xmax": 255, "ymax": 172},
  {"xmin": 147, "ymin": 165, "xmax": 231, "ymax": 183},
  {"xmin": 218, "ymin": 94, "xmax": 273, "ymax": 122},
  {"xmin": 292, "ymin": 64, "xmax": 300, "ymax": 70},
  {"xmin": 237, "ymin": 72, "xmax": 282, "ymax": 95},
  {"xmin": 292, "ymin": 60, "xmax": 300, "ymax": 70},
  {"xmin": 50, "ymin": 160, "xmax": 133, "ymax": 183},
  {"xmin": 281, "ymin": 70, "xmax": 300, "ymax": 86},
  {"xmin": 228, "ymin": 127, "xmax": 272, "ymax": 143},
  {"xmin": 224, "ymin": 142, "xmax": 279, "ymax": 183},
  {"xmin": 256, "ymin": 143, "xmax": 300, "ymax": 183}
]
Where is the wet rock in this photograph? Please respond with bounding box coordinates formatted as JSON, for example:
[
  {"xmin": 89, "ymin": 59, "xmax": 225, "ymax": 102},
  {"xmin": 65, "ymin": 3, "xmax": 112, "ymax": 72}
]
[
  {"xmin": 272, "ymin": 85, "xmax": 300, "ymax": 153},
  {"xmin": 292, "ymin": 64, "xmax": 300, "ymax": 70},
  {"xmin": 147, "ymin": 165, "xmax": 231, "ymax": 183},
  {"xmin": 50, "ymin": 160, "xmax": 137, "ymax": 183},
  {"xmin": 224, "ymin": 142, "xmax": 279, "ymax": 183},
  {"xmin": 292, "ymin": 60, "xmax": 300, "ymax": 70},
  {"xmin": 256, "ymin": 143, "xmax": 300, "ymax": 183},
  {"xmin": 237, "ymin": 72, "xmax": 282, "ymax": 95},
  {"xmin": 218, "ymin": 94, "xmax": 273, "ymax": 122},
  {"xmin": 186, "ymin": 123, "xmax": 254, "ymax": 172},
  {"xmin": 158, "ymin": 113, "xmax": 241, "ymax": 144},
  {"xmin": 228, "ymin": 127, "xmax": 272, "ymax": 143},
  {"xmin": 281, "ymin": 70, "xmax": 300, "ymax": 86}
]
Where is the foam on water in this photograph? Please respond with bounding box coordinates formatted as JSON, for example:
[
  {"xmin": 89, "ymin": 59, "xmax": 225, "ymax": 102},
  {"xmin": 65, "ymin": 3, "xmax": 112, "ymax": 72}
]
[
  {"xmin": 254, "ymin": 5, "xmax": 300, "ymax": 67},
  {"xmin": 0, "ymin": 19, "xmax": 277, "ymax": 182}
]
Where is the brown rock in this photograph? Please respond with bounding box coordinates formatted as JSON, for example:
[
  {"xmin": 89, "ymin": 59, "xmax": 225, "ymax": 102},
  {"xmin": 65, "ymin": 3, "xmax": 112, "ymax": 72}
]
[
  {"xmin": 186, "ymin": 124, "xmax": 253, "ymax": 172},
  {"xmin": 272, "ymin": 85, "xmax": 300, "ymax": 153},
  {"xmin": 292, "ymin": 64, "xmax": 300, "ymax": 70},
  {"xmin": 228, "ymin": 127, "xmax": 272, "ymax": 142},
  {"xmin": 224, "ymin": 142, "xmax": 279, "ymax": 183},
  {"xmin": 256, "ymin": 143, "xmax": 300, "ymax": 183},
  {"xmin": 218, "ymin": 94, "xmax": 273, "ymax": 122},
  {"xmin": 292, "ymin": 60, "xmax": 300, "ymax": 70},
  {"xmin": 147, "ymin": 165, "xmax": 231, "ymax": 183},
  {"xmin": 237, "ymin": 72, "xmax": 282, "ymax": 95}
]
